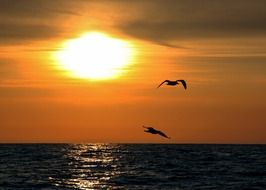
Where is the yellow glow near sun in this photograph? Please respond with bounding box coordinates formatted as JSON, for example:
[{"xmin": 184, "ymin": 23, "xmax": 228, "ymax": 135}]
[{"xmin": 55, "ymin": 32, "xmax": 134, "ymax": 80}]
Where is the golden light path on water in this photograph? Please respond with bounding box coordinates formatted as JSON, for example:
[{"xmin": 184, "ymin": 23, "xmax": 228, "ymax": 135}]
[
  {"xmin": 53, "ymin": 32, "xmax": 135, "ymax": 80},
  {"xmin": 51, "ymin": 144, "xmax": 121, "ymax": 189}
]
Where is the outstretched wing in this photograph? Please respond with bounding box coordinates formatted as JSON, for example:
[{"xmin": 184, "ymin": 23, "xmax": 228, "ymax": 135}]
[
  {"xmin": 157, "ymin": 130, "xmax": 170, "ymax": 139},
  {"xmin": 143, "ymin": 125, "xmax": 153, "ymax": 130},
  {"xmin": 157, "ymin": 80, "xmax": 167, "ymax": 88},
  {"xmin": 177, "ymin": 80, "xmax": 187, "ymax": 89}
]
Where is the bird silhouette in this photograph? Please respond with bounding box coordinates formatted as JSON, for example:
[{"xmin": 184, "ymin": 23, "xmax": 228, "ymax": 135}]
[
  {"xmin": 143, "ymin": 126, "xmax": 170, "ymax": 139},
  {"xmin": 157, "ymin": 79, "xmax": 187, "ymax": 89}
]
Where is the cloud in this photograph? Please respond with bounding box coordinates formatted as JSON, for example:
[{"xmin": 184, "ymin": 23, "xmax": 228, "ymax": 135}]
[
  {"xmin": 0, "ymin": 0, "xmax": 80, "ymax": 45},
  {"xmin": 114, "ymin": 0, "xmax": 266, "ymax": 45},
  {"xmin": 0, "ymin": 22, "xmax": 60, "ymax": 44},
  {"xmin": 0, "ymin": 0, "xmax": 78, "ymax": 18},
  {"xmin": 120, "ymin": 19, "xmax": 266, "ymax": 41},
  {"xmin": 0, "ymin": 0, "xmax": 266, "ymax": 47}
]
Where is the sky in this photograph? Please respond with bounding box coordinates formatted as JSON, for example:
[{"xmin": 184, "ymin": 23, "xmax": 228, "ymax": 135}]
[{"xmin": 1, "ymin": 0, "xmax": 266, "ymax": 143}]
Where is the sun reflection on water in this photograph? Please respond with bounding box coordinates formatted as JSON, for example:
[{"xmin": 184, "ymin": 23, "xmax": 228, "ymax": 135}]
[{"xmin": 51, "ymin": 144, "xmax": 121, "ymax": 189}]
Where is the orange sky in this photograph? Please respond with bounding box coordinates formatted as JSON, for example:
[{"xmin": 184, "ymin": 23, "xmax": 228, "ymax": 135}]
[{"xmin": 1, "ymin": 0, "xmax": 266, "ymax": 143}]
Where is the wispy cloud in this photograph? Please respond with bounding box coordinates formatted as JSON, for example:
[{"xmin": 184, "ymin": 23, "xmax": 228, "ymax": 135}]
[
  {"xmin": 115, "ymin": 0, "xmax": 266, "ymax": 47},
  {"xmin": 0, "ymin": 0, "xmax": 80, "ymax": 44},
  {"xmin": 0, "ymin": 22, "xmax": 60, "ymax": 44},
  {"xmin": 1, "ymin": 0, "xmax": 266, "ymax": 47},
  {"xmin": 0, "ymin": 0, "xmax": 77, "ymax": 18}
]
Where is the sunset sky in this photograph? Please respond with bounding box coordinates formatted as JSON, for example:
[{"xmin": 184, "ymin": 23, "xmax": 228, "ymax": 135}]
[{"xmin": 1, "ymin": 0, "xmax": 266, "ymax": 143}]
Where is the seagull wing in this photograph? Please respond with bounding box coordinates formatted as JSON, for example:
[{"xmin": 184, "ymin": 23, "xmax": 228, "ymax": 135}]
[
  {"xmin": 157, "ymin": 130, "xmax": 170, "ymax": 139},
  {"xmin": 177, "ymin": 80, "xmax": 187, "ymax": 89},
  {"xmin": 157, "ymin": 80, "xmax": 167, "ymax": 88},
  {"xmin": 143, "ymin": 126, "xmax": 155, "ymax": 132},
  {"xmin": 143, "ymin": 125, "xmax": 152, "ymax": 129}
]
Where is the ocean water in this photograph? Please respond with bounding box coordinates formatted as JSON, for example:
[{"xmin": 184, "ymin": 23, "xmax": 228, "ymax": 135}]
[{"xmin": 0, "ymin": 144, "xmax": 265, "ymax": 190}]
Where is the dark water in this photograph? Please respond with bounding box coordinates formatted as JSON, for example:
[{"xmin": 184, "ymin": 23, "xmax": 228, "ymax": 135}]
[{"xmin": 0, "ymin": 144, "xmax": 265, "ymax": 190}]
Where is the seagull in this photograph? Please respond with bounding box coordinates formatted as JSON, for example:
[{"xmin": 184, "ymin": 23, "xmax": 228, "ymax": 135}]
[
  {"xmin": 157, "ymin": 79, "xmax": 187, "ymax": 89},
  {"xmin": 143, "ymin": 126, "xmax": 170, "ymax": 139}
]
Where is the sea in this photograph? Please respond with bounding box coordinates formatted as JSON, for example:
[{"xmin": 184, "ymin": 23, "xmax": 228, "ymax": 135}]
[{"xmin": 0, "ymin": 144, "xmax": 265, "ymax": 190}]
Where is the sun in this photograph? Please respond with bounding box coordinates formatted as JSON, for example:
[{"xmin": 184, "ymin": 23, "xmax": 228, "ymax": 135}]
[{"xmin": 54, "ymin": 32, "xmax": 134, "ymax": 80}]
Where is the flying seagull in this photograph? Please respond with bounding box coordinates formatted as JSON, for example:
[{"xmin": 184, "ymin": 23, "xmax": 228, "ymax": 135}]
[
  {"xmin": 143, "ymin": 126, "xmax": 170, "ymax": 139},
  {"xmin": 157, "ymin": 80, "xmax": 187, "ymax": 89}
]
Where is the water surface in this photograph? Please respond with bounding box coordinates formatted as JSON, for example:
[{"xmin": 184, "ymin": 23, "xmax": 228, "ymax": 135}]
[{"xmin": 0, "ymin": 144, "xmax": 265, "ymax": 189}]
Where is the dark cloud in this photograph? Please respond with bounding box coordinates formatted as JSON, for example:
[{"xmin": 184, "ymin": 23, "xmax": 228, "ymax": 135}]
[
  {"xmin": 120, "ymin": 18, "xmax": 266, "ymax": 41},
  {"xmin": 0, "ymin": 0, "xmax": 78, "ymax": 18},
  {"xmin": 0, "ymin": 0, "xmax": 266, "ymax": 46},
  {"xmin": 0, "ymin": 22, "xmax": 60, "ymax": 44},
  {"xmin": 0, "ymin": 0, "xmax": 80, "ymax": 44},
  {"xmin": 116, "ymin": 0, "xmax": 266, "ymax": 44}
]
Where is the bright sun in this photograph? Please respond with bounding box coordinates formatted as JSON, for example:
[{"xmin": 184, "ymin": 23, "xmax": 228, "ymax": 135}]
[{"xmin": 55, "ymin": 32, "xmax": 134, "ymax": 80}]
